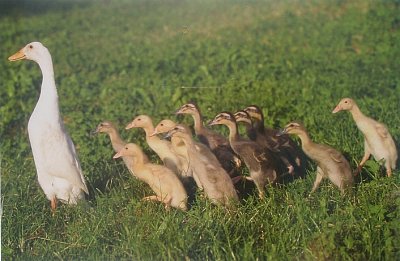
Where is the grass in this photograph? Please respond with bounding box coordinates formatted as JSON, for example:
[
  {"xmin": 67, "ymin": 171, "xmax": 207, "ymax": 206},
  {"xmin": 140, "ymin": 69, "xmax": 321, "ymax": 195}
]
[{"xmin": 1, "ymin": 0, "xmax": 399, "ymax": 259}]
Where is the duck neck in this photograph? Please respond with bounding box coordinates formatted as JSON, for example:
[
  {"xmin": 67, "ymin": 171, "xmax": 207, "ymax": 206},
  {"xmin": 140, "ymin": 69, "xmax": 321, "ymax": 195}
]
[
  {"xmin": 244, "ymin": 123, "xmax": 257, "ymax": 140},
  {"xmin": 107, "ymin": 128, "xmax": 125, "ymax": 151},
  {"xmin": 296, "ymin": 131, "xmax": 313, "ymax": 150},
  {"xmin": 133, "ymin": 151, "xmax": 146, "ymax": 165},
  {"xmin": 37, "ymin": 56, "xmax": 58, "ymax": 106},
  {"xmin": 225, "ymin": 121, "xmax": 240, "ymax": 142},
  {"xmin": 192, "ymin": 111, "xmax": 203, "ymax": 133},
  {"xmin": 349, "ymin": 104, "xmax": 366, "ymax": 123},
  {"xmin": 254, "ymin": 117, "xmax": 265, "ymax": 133},
  {"xmin": 143, "ymin": 123, "xmax": 155, "ymax": 137}
]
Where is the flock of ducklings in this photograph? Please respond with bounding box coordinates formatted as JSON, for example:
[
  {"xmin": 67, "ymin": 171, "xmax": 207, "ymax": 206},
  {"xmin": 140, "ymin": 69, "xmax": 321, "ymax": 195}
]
[
  {"xmin": 8, "ymin": 42, "xmax": 398, "ymax": 212},
  {"xmin": 94, "ymin": 100, "xmax": 398, "ymax": 211}
]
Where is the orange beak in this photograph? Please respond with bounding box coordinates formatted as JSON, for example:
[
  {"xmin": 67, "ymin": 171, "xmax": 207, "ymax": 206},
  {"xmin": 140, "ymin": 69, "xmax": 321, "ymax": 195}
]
[
  {"xmin": 8, "ymin": 48, "xmax": 26, "ymax": 62},
  {"xmin": 125, "ymin": 122, "xmax": 135, "ymax": 130},
  {"xmin": 113, "ymin": 151, "xmax": 123, "ymax": 159},
  {"xmin": 332, "ymin": 105, "xmax": 342, "ymax": 114}
]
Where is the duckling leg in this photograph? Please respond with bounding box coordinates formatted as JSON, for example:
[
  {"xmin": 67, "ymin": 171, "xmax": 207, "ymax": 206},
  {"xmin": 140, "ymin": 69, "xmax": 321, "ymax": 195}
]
[
  {"xmin": 355, "ymin": 143, "xmax": 371, "ymax": 176},
  {"xmin": 163, "ymin": 196, "xmax": 172, "ymax": 211},
  {"xmin": 142, "ymin": 195, "xmax": 159, "ymax": 202},
  {"xmin": 385, "ymin": 161, "xmax": 393, "ymax": 177},
  {"xmin": 310, "ymin": 167, "xmax": 324, "ymax": 194}
]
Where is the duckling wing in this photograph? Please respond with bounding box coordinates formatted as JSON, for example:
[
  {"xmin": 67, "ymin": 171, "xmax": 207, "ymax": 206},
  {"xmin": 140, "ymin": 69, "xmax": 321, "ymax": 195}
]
[
  {"xmin": 233, "ymin": 140, "xmax": 264, "ymax": 172},
  {"xmin": 328, "ymin": 149, "xmax": 343, "ymax": 163},
  {"xmin": 375, "ymin": 123, "xmax": 389, "ymax": 139}
]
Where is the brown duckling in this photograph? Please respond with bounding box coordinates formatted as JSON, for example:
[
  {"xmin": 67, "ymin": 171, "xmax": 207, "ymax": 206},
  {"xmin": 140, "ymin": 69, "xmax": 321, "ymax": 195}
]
[
  {"xmin": 113, "ymin": 143, "xmax": 188, "ymax": 211},
  {"xmin": 176, "ymin": 102, "xmax": 241, "ymax": 176},
  {"xmin": 164, "ymin": 125, "xmax": 239, "ymax": 207},
  {"xmin": 280, "ymin": 122, "xmax": 354, "ymax": 194},
  {"xmin": 243, "ymin": 105, "xmax": 306, "ymax": 177},
  {"xmin": 126, "ymin": 115, "xmax": 180, "ymax": 174},
  {"xmin": 93, "ymin": 121, "xmax": 143, "ymax": 171},
  {"xmin": 333, "ymin": 98, "xmax": 398, "ymax": 177},
  {"xmin": 209, "ymin": 112, "xmax": 280, "ymax": 199}
]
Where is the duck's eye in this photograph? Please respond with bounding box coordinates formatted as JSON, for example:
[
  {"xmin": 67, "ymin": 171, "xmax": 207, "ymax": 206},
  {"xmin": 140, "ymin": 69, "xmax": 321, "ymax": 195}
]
[
  {"xmin": 125, "ymin": 148, "xmax": 128, "ymax": 150},
  {"xmin": 29, "ymin": 45, "xmax": 33, "ymax": 49},
  {"xmin": 344, "ymin": 101, "xmax": 348, "ymax": 103},
  {"xmin": 160, "ymin": 123, "xmax": 164, "ymax": 126},
  {"xmin": 137, "ymin": 118, "xmax": 141, "ymax": 121}
]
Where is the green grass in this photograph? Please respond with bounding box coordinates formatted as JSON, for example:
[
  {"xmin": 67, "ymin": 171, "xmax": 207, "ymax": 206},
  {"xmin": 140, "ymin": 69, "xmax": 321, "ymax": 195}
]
[{"xmin": 1, "ymin": 0, "xmax": 399, "ymax": 259}]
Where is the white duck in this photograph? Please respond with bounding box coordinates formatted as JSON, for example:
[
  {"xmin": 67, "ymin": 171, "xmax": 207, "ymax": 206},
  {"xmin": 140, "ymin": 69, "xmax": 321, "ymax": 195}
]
[
  {"xmin": 8, "ymin": 42, "xmax": 88, "ymax": 210},
  {"xmin": 333, "ymin": 98, "xmax": 398, "ymax": 177}
]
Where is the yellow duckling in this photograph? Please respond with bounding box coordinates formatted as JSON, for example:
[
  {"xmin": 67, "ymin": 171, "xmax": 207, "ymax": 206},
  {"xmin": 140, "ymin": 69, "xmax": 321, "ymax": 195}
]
[
  {"xmin": 333, "ymin": 98, "xmax": 397, "ymax": 177},
  {"xmin": 113, "ymin": 143, "xmax": 188, "ymax": 211}
]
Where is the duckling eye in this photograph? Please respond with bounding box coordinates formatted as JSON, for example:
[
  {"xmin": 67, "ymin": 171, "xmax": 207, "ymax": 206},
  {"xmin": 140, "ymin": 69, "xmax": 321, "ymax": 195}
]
[
  {"xmin": 29, "ymin": 45, "xmax": 33, "ymax": 49},
  {"xmin": 344, "ymin": 101, "xmax": 348, "ymax": 103},
  {"xmin": 137, "ymin": 118, "xmax": 141, "ymax": 121},
  {"xmin": 160, "ymin": 123, "xmax": 164, "ymax": 126}
]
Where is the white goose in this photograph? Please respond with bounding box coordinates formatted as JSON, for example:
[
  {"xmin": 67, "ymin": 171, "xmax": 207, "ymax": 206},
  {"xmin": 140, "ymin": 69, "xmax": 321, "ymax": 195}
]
[{"xmin": 8, "ymin": 42, "xmax": 88, "ymax": 210}]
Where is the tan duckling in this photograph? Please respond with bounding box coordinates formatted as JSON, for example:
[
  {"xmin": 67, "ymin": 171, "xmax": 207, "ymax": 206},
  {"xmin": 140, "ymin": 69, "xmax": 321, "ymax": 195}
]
[
  {"xmin": 333, "ymin": 98, "xmax": 398, "ymax": 177},
  {"xmin": 176, "ymin": 103, "xmax": 241, "ymax": 176},
  {"xmin": 243, "ymin": 105, "xmax": 307, "ymax": 177},
  {"xmin": 151, "ymin": 120, "xmax": 192, "ymax": 176},
  {"xmin": 164, "ymin": 125, "xmax": 239, "ymax": 207},
  {"xmin": 280, "ymin": 122, "xmax": 354, "ymax": 194},
  {"xmin": 126, "ymin": 115, "xmax": 180, "ymax": 174},
  {"xmin": 210, "ymin": 112, "xmax": 280, "ymax": 199},
  {"xmin": 113, "ymin": 143, "xmax": 188, "ymax": 211}
]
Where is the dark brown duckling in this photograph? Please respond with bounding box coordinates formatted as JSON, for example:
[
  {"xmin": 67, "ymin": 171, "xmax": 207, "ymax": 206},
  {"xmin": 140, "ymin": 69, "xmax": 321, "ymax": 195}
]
[
  {"xmin": 243, "ymin": 105, "xmax": 307, "ymax": 177},
  {"xmin": 209, "ymin": 112, "xmax": 281, "ymax": 199},
  {"xmin": 176, "ymin": 102, "xmax": 241, "ymax": 176}
]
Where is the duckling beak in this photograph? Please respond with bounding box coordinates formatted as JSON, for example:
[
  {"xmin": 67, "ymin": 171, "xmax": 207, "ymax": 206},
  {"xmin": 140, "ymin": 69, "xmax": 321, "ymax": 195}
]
[
  {"xmin": 162, "ymin": 133, "xmax": 171, "ymax": 140},
  {"xmin": 8, "ymin": 48, "xmax": 26, "ymax": 61},
  {"xmin": 113, "ymin": 151, "xmax": 123, "ymax": 159},
  {"xmin": 332, "ymin": 105, "xmax": 342, "ymax": 114},
  {"xmin": 208, "ymin": 119, "xmax": 218, "ymax": 126},
  {"xmin": 175, "ymin": 108, "xmax": 183, "ymax": 115},
  {"xmin": 276, "ymin": 128, "xmax": 287, "ymax": 137},
  {"xmin": 90, "ymin": 129, "xmax": 99, "ymax": 136},
  {"xmin": 125, "ymin": 122, "xmax": 135, "ymax": 129},
  {"xmin": 148, "ymin": 130, "xmax": 159, "ymax": 137}
]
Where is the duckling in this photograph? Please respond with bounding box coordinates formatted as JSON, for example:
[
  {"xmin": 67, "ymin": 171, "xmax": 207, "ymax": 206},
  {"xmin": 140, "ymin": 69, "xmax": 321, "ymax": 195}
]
[
  {"xmin": 243, "ymin": 105, "xmax": 306, "ymax": 177},
  {"xmin": 93, "ymin": 121, "xmax": 143, "ymax": 172},
  {"xmin": 164, "ymin": 125, "xmax": 239, "ymax": 206},
  {"xmin": 233, "ymin": 110, "xmax": 258, "ymax": 140},
  {"xmin": 176, "ymin": 103, "xmax": 241, "ymax": 176},
  {"xmin": 333, "ymin": 98, "xmax": 398, "ymax": 177},
  {"xmin": 9, "ymin": 42, "xmax": 88, "ymax": 211},
  {"xmin": 151, "ymin": 120, "xmax": 192, "ymax": 176},
  {"xmin": 210, "ymin": 112, "xmax": 280, "ymax": 199},
  {"xmin": 280, "ymin": 122, "xmax": 354, "ymax": 194},
  {"xmin": 126, "ymin": 115, "xmax": 180, "ymax": 174},
  {"xmin": 114, "ymin": 143, "xmax": 187, "ymax": 211}
]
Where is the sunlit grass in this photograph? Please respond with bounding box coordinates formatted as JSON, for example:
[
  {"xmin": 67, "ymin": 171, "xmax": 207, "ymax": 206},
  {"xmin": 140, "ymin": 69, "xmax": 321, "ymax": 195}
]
[{"xmin": 1, "ymin": 0, "xmax": 399, "ymax": 259}]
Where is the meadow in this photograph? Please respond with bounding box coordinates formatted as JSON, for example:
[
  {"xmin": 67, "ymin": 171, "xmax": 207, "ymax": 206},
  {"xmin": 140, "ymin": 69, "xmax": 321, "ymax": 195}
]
[{"xmin": 1, "ymin": 0, "xmax": 399, "ymax": 259}]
